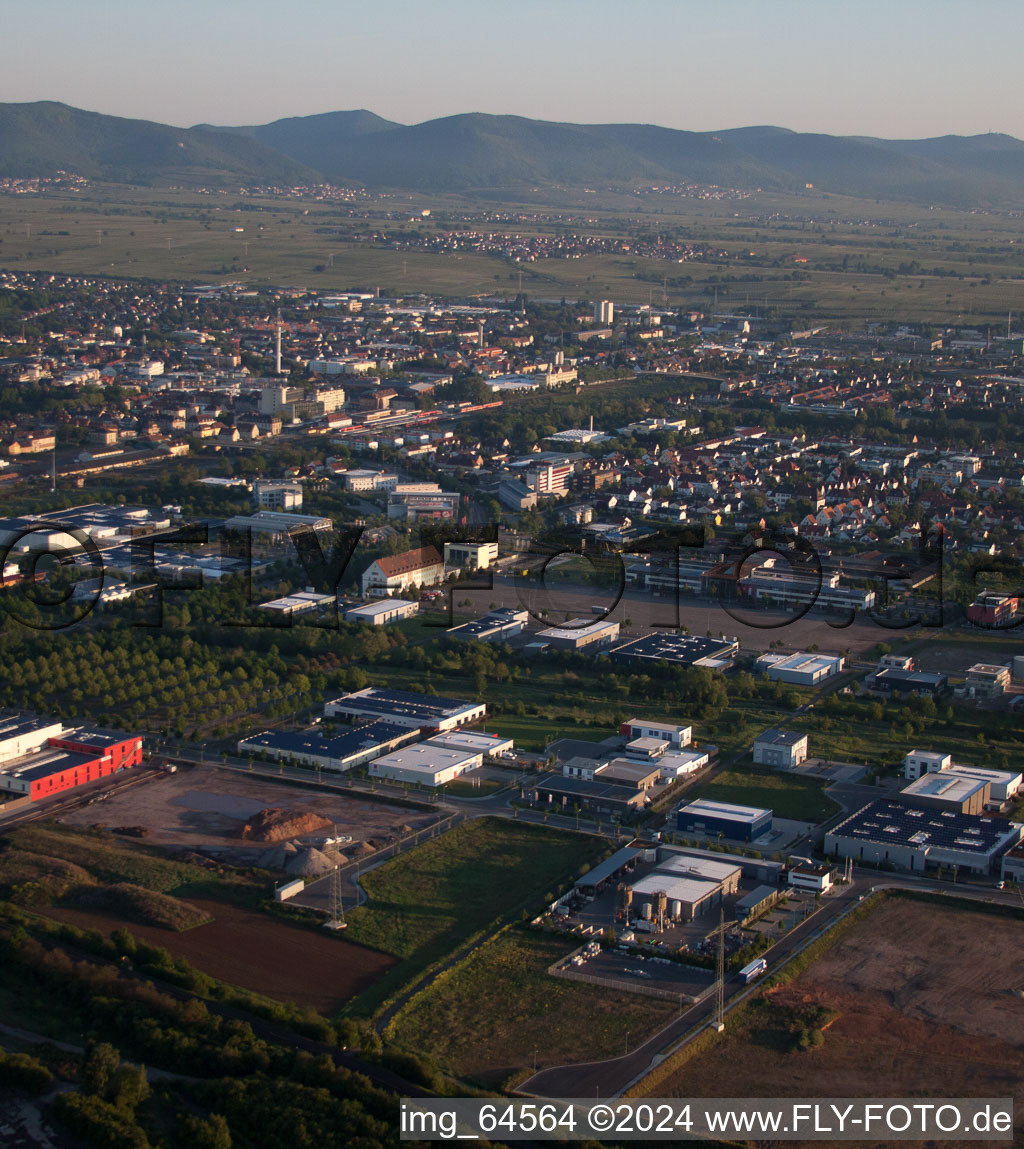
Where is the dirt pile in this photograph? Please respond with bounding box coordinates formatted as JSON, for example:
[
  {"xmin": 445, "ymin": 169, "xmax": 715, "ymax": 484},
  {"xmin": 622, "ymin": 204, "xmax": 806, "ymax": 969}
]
[
  {"xmin": 111, "ymin": 826, "xmax": 150, "ymax": 838},
  {"xmin": 284, "ymin": 847, "xmax": 338, "ymax": 877},
  {"xmin": 237, "ymin": 807, "xmax": 332, "ymax": 843}
]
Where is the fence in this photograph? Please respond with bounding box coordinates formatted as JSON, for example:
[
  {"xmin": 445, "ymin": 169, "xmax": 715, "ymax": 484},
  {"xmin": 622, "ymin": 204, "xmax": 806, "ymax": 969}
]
[{"xmin": 548, "ymin": 944, "xmax": 716, "ymax": 1005}]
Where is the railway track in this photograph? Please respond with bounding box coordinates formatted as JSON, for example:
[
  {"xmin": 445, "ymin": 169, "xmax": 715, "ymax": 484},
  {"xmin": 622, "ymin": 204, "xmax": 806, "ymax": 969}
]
[{"xmin": 0, "ymin": 765, "xmax": 165, "ymax": 835}]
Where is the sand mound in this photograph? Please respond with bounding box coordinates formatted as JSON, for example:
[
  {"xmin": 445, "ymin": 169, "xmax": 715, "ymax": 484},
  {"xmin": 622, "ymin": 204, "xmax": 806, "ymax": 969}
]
[
  {"xmin": 238, "ymin": 807, "xmax": 333, "ymax": 843},
  {"xmin": 284, "ymin": 847, "xmax": 336, "ymax": 877},
  {"xmin": 255, "ymin": 841, "xmax": 300, "ymax": 869}
]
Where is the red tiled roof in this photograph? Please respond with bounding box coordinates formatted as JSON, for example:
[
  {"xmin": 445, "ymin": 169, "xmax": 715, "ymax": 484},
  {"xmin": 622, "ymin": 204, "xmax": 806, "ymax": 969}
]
[{"xmin": 374, "ymin": 546, "xmax": 443, "ymax": 577}]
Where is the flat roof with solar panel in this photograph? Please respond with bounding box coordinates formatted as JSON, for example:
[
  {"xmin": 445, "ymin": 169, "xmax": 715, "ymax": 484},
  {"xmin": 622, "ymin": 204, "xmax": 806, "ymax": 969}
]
[
  {"xmin": 828, "ymin": 798, "xmax": 1018, "ymax": 855},
  {"xmin": 324, "ymin": 687, "xmax": 485, "ymax": 730},
  {"xmin": 609, "ymin": 633, "xmax": 739, "ymax": 668}
]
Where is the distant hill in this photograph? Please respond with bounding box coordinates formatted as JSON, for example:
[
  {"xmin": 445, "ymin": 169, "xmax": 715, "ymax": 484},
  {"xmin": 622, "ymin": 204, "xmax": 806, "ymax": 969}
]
[
  {"xmin": 4, "ymin": 100, "xmax": 1024, "ymax": 207},
  {"xmin": 0, "ymin": 101, "xmax": 319, "ymax": 186}
]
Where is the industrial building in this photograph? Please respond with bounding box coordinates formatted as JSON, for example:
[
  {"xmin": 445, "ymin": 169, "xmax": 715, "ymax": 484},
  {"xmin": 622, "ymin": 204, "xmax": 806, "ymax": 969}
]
[
  {"xmin": 677, "ymin": 797, "xmax": 772, "ymax": 842},
  {"xmin": 934, "ymin": 764, "xmax": 1021, "ymax": 804},
  {"xmin": 0, "ymin": 714, "xmax": 143, "ymax": 800},
  {"xmin": 223, "ymin": 510, "xmax": 333, "ymax": 542},
  {"xmin": 1001, "ymin": 843, "xmax": 1024, "ymax": 884},
  {"xmin": 898, "ymin": 772, "xmax": 990, "ymax": 815},
  {"xmin": 738, "ymin": 565, "xmax": 876, "ymax": 613},
  {"xmin": 902, "ymin": 750, "xmax": 951, "ymax": 779},
  {"xmin": 755, "ymin": 651, "xmax": 845, "ymax": 686},
  {"xmin": 573, "ymin": 844, "xmax": 644, "ymax": 897},
  {"xmin": 341, "ymin": 598, "xmax": 419, "ymax": 626},
  {"xmin": 623, "ymin": 737, "xmax": 671, "ymax": 761},
  {"xmin": 324, "ymin": 687, "xmax": 485, "ymax": 732},
  {"xmin": 368, "ymin": 743, "xmax": 481, "ymax": 786},
  {"xmin": 360, "ymin": 546, "xmax": 446, "ymax": 595},
  {"xmin": 962, "ymin": 663, "xmax": 1011, "ymax": 699},
  {"xmin": 535, "ymin": 618, "xmax": 620, "ymax": 651},
  {"xmin": 237, "ymin": 721, "xmax": 414, "ymax": 773},
  {"xmin": 656, "ymin": 844, "xmax": 786, "ymax": 886},
  {"xmin": 257, "ymin": 590, "xmax": 335, "ymax": 616},
  {"xmin": 868, "ymin": 667, "xmax": 948, "ymax": 696},
  {"xmin": 656, "ymin": 748, "xmax": 711, "ymax": 780},
  {"xmin": 0, "ymin": 504, "xmax": 175, "ymax": 555},
  {"xmin": 560, "ymin": 756, "xmax": 604, "ymax": 780},
  {"xmin": 620, "ymin": 718, "xmax": 692, "ymax": 748},
  {"xmin": 608, "ymin": 632, "xmax": 739, "ymax": 670},
  {"xmin": 387, "ymin": 492, "xmax": 461, "ymax": 522},
  {"xmin": 443, "ymin": 540, "xmax": 498, "ymax": 569},
  {"xmin": 593, "ymin": 758, "xmax": 662, "ymax": 790},
  {"xmin": 629, "ymin": 873, "xmax": 721, "ymax": 924},
  {"xmin": 0, "ymin": 714, "xmax": 64, "ymax": 762},
  {"xmin": 734, "ymin": 884, "xmax": 783, "ymax": 924},
  {"xmin": 446, "ymin": 607, "xmax": 529, "ymax": 643},
  {"xmin": 824, "ymin": 799, "xmax": 1022, "ymax": 875},
  {"xmin": 787, "ymin": 862, "xmax": 834, "ymax": 892},
  {"xmin": 425, "ymin": 730, "xmax": 514, "ymax": 758},
  {"xmin": 532, "ymin": 774, "xmax": 648, "ymax": 817},
  {"xmin": 752, "ymin": 728, "xmax": 808, "ymax": 768},
  {"xmin": 622, "ymin": 855, "xmax": 741, "ymax": 925}
]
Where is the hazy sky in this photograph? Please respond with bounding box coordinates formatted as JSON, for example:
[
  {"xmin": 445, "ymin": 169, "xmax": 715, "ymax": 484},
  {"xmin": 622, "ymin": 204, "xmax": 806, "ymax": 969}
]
[{"xmin": 4, "ymin": 0, "xmax": 1023, "ymax": 138}]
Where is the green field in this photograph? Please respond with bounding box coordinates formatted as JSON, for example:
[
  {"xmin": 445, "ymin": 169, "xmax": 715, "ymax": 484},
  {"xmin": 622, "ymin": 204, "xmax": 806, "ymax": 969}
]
[
  {"xmin": 441, "ymin": 776, "xmax": 506, "ymax": 798},
  {"xmin": 341, "ymin": 817, "xmax": 604, "ymax": 1014},
  {"xmin": 387, "ymin": 929, "xmax": 676, "ymax": 1088},
  {"xmin": 0, "ymin": 823, "xmax": 260, "ymax": 905},
  {"xmin": 484, "ymin": 712, "xmax": 618, "ymax": 751},
  {"xmin": 7, "ymin": 183, "xmax": 1024, "ymax": 326},
  {"xmin": 688, "ymin": 768, "xmax": 840, "ymax": 823}
]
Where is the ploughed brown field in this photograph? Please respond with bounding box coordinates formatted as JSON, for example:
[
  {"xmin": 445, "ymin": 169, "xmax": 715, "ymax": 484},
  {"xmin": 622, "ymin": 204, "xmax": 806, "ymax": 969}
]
[
  {"xmin": 645, "ymin": 899, "xmax": 1024, "ymax": 1148},
  {"xmin": 45, "ymin": 898, "xmax": 393, "ymax": 1014}
]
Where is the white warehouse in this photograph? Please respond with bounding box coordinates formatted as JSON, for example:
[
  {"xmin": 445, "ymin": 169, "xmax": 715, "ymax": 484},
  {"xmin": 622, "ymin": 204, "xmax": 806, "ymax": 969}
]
[{"xmin": 368, "ymin": 743, "xmax": 482, "ymax": 787}]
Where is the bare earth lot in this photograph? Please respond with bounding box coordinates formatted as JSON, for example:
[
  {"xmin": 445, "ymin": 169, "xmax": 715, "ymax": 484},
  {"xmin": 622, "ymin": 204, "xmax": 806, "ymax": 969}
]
[
  {"xmin": 58, "ymin": 765, "xmax": 435, "ymax": 863},
  {"xmin": 649, "ymin": 900, "xmax": 1024, "ymax": 1147},
  {"xmin": 482, "ymin": 581, "xmax": 887, "ymax": 656},
  {"xmin": 912, "ymin": 641, "xmax": 1024, "ymax": 678},
  {"xmin": 45, "ymin": 897, "xmax": 392, "ymax": 1013}
]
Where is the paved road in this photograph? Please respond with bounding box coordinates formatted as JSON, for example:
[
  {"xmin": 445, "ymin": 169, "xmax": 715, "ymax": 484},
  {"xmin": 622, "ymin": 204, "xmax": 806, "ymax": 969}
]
[
  {"xmin": 519, "ymin": 876, "xmax": 870, "ymax": 1099},
  {"xmin": 519, "ymin": 874, "xmax": 1023, "ymax": 1099}
]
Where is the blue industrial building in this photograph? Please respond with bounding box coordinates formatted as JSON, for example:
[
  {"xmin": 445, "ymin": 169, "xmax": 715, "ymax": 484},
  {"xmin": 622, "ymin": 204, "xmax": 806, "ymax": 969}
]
[{"xmin": 677, "ymin": 797, "xmax": 772, "ymax": 842}]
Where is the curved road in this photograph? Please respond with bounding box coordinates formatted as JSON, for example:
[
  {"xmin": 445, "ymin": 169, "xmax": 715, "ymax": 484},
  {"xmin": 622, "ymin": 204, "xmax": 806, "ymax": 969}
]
[{"xmin": 519, "ymin": 874, "xmax": 1022, "ymax": 1099}]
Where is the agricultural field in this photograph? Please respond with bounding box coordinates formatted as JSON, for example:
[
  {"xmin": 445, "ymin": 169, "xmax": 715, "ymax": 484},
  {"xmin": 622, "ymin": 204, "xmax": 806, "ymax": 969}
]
[
  {"xmin": 6, "ymin": 183, "xmax": 1024, "ymax": 326},
  {"xmin": 640, "ymin": 897, "xmax": 1024, "ymax": 1147},
  {"xmin": 0, "ymin": 820, "xmax": 395, "ymax": 1012},
  {"xmin": 387, "ymin": 929, "xmax": 677, "ymax": 1089},
  {"xmin": 45, "ymin": 897, "xmax": 391, "ymax": 1014},
  {"xmin": 688, "ymin": 768, "xmax": 840, "ymax": 823},
  {"xmin": 341, "ymin": 817, "xmax": 605, "ymax": 1014}
]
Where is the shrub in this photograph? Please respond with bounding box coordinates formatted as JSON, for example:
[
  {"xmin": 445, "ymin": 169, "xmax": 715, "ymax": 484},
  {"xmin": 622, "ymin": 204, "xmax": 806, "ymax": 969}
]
[{"xmin": 0, "ymin": 1051, "xmax": 53, "ymax": 1093}]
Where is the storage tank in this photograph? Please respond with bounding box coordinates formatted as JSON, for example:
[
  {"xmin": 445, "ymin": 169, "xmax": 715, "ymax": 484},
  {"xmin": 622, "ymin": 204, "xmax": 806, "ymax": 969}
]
[
  {"xmin": 669, "ymin": 898, "xmax": 683, "ymax": 921},
  {"xmin": 641, "ymin": 901, "xmax": 653, "ymax": 921},
  {"xmin": 617, "ymin": 882, "xmax": 633, "ymax": 919},
  {"xmin": 654, "ymin": 889, "xmax": 668, "ymax": 927},
  {"xmin": 1013, "ymin": 655, "xmax": 1024, "ymax": 682}
]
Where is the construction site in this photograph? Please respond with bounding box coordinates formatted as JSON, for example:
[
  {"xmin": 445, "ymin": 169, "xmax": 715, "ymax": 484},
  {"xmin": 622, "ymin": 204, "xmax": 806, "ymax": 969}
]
[{"xmin": 57, "ymin": 762, "xmax": 441, "ymax": 879}]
